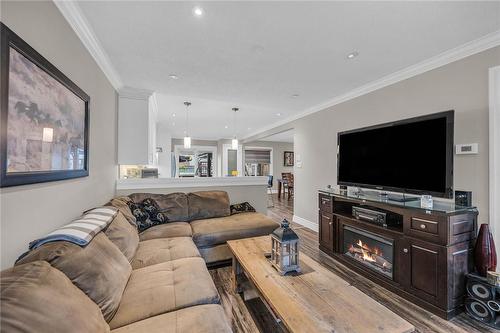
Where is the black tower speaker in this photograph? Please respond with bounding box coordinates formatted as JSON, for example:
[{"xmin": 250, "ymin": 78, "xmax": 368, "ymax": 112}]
[{"xmin": 465, "ymin": 274, "xmax": 500, "ymax": 329}]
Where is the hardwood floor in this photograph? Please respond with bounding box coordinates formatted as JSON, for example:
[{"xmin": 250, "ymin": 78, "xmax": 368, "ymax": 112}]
[{"xmin": 209, "ymin": 194, "xmax": 494, "ymax": 333}]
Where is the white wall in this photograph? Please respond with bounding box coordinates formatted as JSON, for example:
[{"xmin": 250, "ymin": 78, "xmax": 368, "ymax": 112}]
[
  {"xmin": 289, "ymin": 47, "xmax": 500, "ymax": 226},
  {"xmin": 0, "ymin": 1, "xmax": 118, "ymax": 268}
]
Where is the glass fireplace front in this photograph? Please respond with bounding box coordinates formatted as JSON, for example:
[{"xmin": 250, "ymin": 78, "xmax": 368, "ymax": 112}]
[{"xmin": 343, "ymin": 226, "xmax": 394, "ymax": 279}]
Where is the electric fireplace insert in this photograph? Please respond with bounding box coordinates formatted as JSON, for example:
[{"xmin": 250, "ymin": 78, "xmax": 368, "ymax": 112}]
[{"xmin": 343, "ymin": 226, "xmax": 394, "ymax": 279}]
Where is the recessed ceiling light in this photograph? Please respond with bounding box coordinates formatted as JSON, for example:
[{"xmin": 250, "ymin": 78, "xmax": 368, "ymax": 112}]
[
  {"xmin": 291, "ymin": 94, "xmax": 299, "ymax": 98},
  {"xmin": 276, "ymin": 113, "xmax": 282, "ymax": 116},
  {"xmin": 169, "ymin": 74, "xmax": 179, "ymax": 80},
  {"xmin": 224, "ymin": 125, "xmax": 228, "ymax": 129},
  {"xmin": 193, "ymin": 7, "xmax": 203, "ymax": 17},
  {"xmin": 172, "ymin": 122, "xmax": 176, "ymax": 126},
  {"xmin": 172, "ymin": 113, "xmax": 176, "ymax": 117},
  {"xmin": 247, "ymin": 127, "xmax": 251, "ymax": 130},
  {"xmin": 347, "ymin": 51, "xmax": 359, "ymax": 59}
]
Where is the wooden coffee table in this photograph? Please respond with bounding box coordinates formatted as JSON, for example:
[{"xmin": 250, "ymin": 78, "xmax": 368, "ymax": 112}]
[{"xmin": 228, "ymin": 236, "xmax": 415, "ymax": 333}]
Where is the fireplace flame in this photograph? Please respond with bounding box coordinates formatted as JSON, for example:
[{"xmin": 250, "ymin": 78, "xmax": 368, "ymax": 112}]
[
  {"xmin": 347, "ymin": 238, "xmax": 392, "ymax": 275},
  {"xmin": 356, "ymin": 240, "xmax": 379, "ymax": 262}
]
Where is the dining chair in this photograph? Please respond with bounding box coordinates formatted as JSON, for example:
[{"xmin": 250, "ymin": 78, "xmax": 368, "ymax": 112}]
[
  {"xmin": 281, "ymin": 173, "xmax": 294, "ymax": 200},
  {"xmin": 267, "ymin": 175, "xmax": 274, "ymax": 207}
]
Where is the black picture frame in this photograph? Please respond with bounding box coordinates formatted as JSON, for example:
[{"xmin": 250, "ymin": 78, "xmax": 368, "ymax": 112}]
[
  {"xmin": 284, "ymin": 151, "xmax": 294, "ymax": 167},
  {"xmin": 0, "ymin": 23, "xmax": 90, "ymax": 187}
]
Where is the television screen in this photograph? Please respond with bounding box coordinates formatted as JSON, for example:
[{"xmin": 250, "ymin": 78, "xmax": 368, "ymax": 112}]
[{"xmin": 337, "ymin": 111, "xmax": 454, "ymax": 198}]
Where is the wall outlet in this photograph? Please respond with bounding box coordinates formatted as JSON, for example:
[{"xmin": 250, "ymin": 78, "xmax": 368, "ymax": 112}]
[{"xmin": 455, "ymin": 143, "xmax": 478, "ymax": 155}]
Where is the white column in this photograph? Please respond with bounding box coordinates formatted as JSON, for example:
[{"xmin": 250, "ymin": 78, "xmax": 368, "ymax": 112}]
[
  {"xmin": 489, "ymin": 66, "xmax": 500, "ymax": 257},
  {"xmin": 156, "ymin": 124, "xmax": 172, "ymax": 178}
]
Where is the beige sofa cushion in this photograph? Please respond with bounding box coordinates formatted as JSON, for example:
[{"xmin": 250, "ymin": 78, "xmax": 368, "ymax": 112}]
[
  {"xmin": 131, "ymin": 237, "xmax": 201, "ymax": 269},
  {"xmin": 1, "ymin": 261, "xmax": 110, "ymax": 333},
  {"xmin": 110, "ymin": 304, "xmax": 231, "ymax": 333},
  {"xmin": 129, "ymin": 192, "xmax": 189, "ymax": 221},
  {"xmin": 198, "ymin": 243, "xmax": 233, "ymax": 264},
  {"xmin": 16, "ymin": 233, "xmax": 132, "ymax": 322},
  {"xmin": 105, "ymin": 212, "xmax": 140, "ymax": 262},
  {"xmin": 191, "ymin": 212, "xmax": 278, "ymax": 248},
  {"xmin": 188, "ymin": 191, "xmax": 230, "ymax": 221},
  {"xmin": 106, "ymin": 196, "xmax": 136, "ymax": 225},
  {"xmin": 109, "ymin": 257, "xmax": 220, "ymax": 329},
  {"xmin": 139, "ymin": 222, "xmax": 192, "ymax": 241}
]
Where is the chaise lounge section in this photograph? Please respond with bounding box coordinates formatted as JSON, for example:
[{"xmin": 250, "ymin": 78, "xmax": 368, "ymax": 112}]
[{"xmin": 1, "ymin": 190, "xmax": 278, "ymax": 332}]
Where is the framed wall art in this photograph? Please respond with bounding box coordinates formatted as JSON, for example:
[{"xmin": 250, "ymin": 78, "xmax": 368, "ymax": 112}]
[
  {"xmin": 1, "ymin": 23, "xmax": 89, "ymax": 187},
  {"xmin": 284, "ymin": 151, "xmax": 294, "ymax": 167}
]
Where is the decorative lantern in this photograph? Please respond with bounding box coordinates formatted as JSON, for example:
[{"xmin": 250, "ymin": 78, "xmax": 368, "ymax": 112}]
[{"xmin": 271, "ymin": 219, "xmax": 300, "ymax": 275}]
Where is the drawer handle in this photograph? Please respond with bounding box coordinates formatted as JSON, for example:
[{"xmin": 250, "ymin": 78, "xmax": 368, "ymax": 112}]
[
  {"xmin": 420, "ymin": 224, "xmax": 426, "ymax": 229},
  {"xmin": 322, "ymin": 215, "xmax": 330, "ymax": 220},
  {"xmin": 403, "ymin": 248, "xmax": 408, "ymax": 253},
  {"xmin": 413, "ymin": 217, "xmax": 438, "ymax": 225},
  {"xmin": 322, "ymin": 198, "xmax": 331, "ymax": 203},
  {"xmin": 329, "ymin": 222, "xmax": 333, "ymax": 225}
]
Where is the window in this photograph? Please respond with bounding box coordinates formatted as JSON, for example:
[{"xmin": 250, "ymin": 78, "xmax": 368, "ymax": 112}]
[
  {"xmin": 174, "ymin": 145, "xmax": 217, "ymax": 177},
  {"xmin": 244, "ymin": 147, "xmax": 272, "ymax": 176}
]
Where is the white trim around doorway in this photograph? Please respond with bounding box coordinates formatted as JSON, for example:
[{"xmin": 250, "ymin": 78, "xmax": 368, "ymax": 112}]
[{"xmin": 489, "ymin": 66, "xmax": 500, "ymax": 249}]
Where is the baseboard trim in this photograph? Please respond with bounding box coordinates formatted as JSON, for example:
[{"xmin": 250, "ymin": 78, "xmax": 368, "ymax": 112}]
[{"xmin": 292, "ymin": 215, "xmax": 318, "ymax": 232}]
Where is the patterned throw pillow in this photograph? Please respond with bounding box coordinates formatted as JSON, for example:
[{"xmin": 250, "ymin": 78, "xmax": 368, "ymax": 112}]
[
  {"xmin": 230, "ymin": 202, "xmax": 256, "ymax": 215},
  {"xmin": 127, "ymin": 198, "xmax": 167, "ymax": 232}
]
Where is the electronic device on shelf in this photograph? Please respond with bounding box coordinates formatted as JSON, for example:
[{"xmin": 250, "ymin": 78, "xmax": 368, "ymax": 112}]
[
  {"xmin": 455, "ymin": 190, "xmax": 472, "ymax": 207},
  {"xmin": 352, "ymin": 206, "xmax": 402, "ymax": 228}
]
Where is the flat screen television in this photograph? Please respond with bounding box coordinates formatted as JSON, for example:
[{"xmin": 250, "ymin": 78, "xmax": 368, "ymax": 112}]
[{"xmin": 337, "ymin": 110, "xmax": 454, "ymax": 198}]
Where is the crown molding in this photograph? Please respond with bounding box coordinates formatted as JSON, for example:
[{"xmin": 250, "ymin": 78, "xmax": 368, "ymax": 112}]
[
  {"xmin": 54, "ymin": 0, "xmax": 122, "ymax": 90},
  {"xmin": 244, "ymin": 29, "xmax": 500, "ymax": 140}
]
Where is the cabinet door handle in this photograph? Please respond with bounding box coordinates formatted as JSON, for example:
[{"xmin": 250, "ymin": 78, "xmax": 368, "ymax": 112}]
[
  {"xmin": 322, "ymin": 215, "xmax": 330, "ymax": 220},
  {"xmin": 412, "ymin": 245, "xmax": 438, "ymax": 254},
  {"xmin": 322, "ymin": 198, "xmax": 330, "ymax": 203},
  {"xmin": 420, "ymin": 224, "xmax": 426, "ymax": 229},
  {"xmin": 403, "ymin": 248, "xmax": 408, "ymax": 253},
  {"xmin": 329, "ymin": 222, "xmax": 333, "ymax": 225}
]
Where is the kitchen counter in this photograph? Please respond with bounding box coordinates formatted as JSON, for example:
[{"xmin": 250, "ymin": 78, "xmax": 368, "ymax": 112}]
[{"xmin": 116, "ymin": 176, "xmax": 268, "ymax": 190}]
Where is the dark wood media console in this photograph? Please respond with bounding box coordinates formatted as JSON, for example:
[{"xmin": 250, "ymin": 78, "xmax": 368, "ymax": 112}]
[{"xmin": 318, "ymin": 190, "xmax": 478, "ymax": 319}]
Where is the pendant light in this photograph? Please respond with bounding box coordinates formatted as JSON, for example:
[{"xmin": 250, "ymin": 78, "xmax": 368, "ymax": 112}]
[
  {"xmin": 183, "ymin": 101, "xmax": 192, "ymax": 149},
  {"xmin": 231, "ymin": 107, "xmax": 239, "ymax": 150}
]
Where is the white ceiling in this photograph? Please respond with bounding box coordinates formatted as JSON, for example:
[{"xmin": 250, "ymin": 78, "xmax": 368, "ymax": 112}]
[
  {"xmin": 155, "ymin": 94, "xmax": 285, "ymax": 140},
  {"xmin": 259, "ymin": 129, "xmax": 294, "ymax": 143},
  {"xmin": 76, "ymin": 1, "xmax": 500, "ymax": 139}
]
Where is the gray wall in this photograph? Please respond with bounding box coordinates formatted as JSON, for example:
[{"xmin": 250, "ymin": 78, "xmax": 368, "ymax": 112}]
[
  {"xmin": 289, "ymin": 47, "xmax": 499, "ymax": 225},
  {"xmin": 0, "ymin": 1, "xmax": 118, "ymax": 268},
  {"xmin": 244, "ymin": 141, "xmax": 294, "ymax": 190}
]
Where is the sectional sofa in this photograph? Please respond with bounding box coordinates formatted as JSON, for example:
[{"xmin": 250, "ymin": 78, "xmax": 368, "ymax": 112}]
[{"xmin": 0, "ymin": 191, "xmax": 278, "ymax": 332}]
